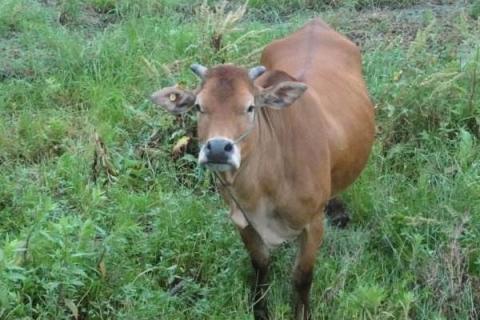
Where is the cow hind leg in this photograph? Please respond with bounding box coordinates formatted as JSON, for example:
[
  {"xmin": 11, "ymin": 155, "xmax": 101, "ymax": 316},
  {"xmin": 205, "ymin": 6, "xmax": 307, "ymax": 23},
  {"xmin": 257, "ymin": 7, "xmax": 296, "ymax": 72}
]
[
  {"xmin": 238, "ymin": 225, "xmax": 270, "ymax": 320},
  {"xmin": 325, "ymin": 197, "xmax": 350, "ymax": 228},
  {"xmin": 293, "ymin": 214, "xmax": 324, "ymax": 320}
]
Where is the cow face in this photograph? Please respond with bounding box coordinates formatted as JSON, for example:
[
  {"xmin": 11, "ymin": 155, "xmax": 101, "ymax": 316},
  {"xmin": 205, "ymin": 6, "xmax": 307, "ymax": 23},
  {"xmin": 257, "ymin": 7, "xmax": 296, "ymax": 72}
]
[{"xmin": 150, "ymin": 64, "xmax": 307, "ymax": 172}]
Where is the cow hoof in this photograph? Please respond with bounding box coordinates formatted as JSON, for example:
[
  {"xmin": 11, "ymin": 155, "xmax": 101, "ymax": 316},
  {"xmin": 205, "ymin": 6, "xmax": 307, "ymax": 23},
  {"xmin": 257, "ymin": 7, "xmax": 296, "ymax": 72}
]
[
  {"xmin": 325, "ymin": 198, "xmax": 351, "ymax": 229},
  {"xmin": 330, "ymin": 212, "xmax": 350, "ymax": 228},
  {"xmin": 254, "ymin": 307, "xmax": 269, "ymax": 320},
  {"xmin": 294, "ymin": 303, "xmax": 311, "ymax": 320}
]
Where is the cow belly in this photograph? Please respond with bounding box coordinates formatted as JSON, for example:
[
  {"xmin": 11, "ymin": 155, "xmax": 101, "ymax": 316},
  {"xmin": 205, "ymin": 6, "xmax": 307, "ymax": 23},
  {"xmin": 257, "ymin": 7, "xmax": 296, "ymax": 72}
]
[{"xmin": 230, "ymin": 200, "xmax": 301, "ymax": 248}]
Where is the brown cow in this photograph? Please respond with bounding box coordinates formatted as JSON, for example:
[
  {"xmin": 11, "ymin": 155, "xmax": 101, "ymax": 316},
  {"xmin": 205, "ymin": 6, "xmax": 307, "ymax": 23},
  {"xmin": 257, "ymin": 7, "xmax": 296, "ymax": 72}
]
[{"xmin": 151, "ymin": 18, "xmax": 374, "ymax": 320}]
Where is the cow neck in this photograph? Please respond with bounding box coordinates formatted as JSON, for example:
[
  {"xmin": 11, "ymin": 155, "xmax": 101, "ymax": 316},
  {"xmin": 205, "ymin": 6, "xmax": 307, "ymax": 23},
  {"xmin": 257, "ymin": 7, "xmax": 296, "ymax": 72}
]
[
  {"xmin": 213, "ymin": 171, "xmax": 254, "ymax": 228},
  {"xmin": 212, "ymin": 112, "xmax": 265, "ymax": 227},
  {"xmin": 212, "ymin": 121, "xmax": 261, "ymax": 227}
]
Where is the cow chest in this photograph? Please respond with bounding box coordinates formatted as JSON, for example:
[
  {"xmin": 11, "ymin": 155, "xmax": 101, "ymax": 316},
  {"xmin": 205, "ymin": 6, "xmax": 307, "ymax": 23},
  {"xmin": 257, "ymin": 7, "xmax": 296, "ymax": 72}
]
[{"xmin": 230, "ymin": 198, "xmax": 302, "ymax": 249}]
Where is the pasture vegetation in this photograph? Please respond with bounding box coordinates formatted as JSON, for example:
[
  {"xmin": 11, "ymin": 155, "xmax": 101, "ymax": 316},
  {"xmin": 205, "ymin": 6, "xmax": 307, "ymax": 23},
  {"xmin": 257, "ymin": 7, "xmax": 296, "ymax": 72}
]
[{"xmin": 0, "ymin": 0, "xmax": 479, "ymax": 319}]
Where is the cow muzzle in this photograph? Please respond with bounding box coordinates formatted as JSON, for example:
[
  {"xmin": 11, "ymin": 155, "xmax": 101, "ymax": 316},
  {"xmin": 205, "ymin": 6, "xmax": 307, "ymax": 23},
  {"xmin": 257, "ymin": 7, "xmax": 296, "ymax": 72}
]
[{"xmin": 198, "ymin": 137, "xmax": 240, "ymax": 172}]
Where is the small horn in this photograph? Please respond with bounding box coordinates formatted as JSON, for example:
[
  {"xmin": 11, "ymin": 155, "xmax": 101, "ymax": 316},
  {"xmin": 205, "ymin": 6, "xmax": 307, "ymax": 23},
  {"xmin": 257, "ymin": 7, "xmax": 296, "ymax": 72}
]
[
  {"xmin": 190, "ymin": 64, "xmax": 208, "ymax": 79},
  {"xmin": 249, "ymin": 66, "xmax": 266, "ymax": 80}
]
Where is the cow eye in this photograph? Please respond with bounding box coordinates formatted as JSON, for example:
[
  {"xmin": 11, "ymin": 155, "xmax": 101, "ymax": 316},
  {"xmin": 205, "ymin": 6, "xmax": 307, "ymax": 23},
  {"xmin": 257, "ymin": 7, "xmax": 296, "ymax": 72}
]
[{"xmin": 247, "ymin": 105, "xmax": 255, "ymax": 113}]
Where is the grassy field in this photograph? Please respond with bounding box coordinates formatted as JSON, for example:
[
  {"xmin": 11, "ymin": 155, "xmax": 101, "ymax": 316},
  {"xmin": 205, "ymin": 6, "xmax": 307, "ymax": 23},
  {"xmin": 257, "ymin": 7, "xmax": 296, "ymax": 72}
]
[{"xmin": 1, "ymin": 0, "xmax": 479, "ymax": 319}]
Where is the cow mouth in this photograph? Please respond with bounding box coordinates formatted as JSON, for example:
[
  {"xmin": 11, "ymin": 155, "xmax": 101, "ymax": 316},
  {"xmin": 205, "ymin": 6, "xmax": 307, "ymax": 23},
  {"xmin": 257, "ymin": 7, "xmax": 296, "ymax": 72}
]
[{"xmin": 201, "ymin": 161, "xmax": 236, "ymax": 172}]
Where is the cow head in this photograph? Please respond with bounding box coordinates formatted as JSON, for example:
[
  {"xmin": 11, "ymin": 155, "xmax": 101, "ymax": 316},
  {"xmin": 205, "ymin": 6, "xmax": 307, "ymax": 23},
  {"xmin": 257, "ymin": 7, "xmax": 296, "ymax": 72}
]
[{"xmin": 150, "ymin": 64, "xmax": 307, "ymax": 172}]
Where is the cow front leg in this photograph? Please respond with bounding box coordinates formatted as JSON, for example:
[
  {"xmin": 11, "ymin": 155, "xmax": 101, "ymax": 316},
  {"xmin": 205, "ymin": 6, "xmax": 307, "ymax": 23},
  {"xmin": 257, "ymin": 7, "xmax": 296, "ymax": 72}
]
[
  {"xmin": 293, "ymin": 214, "xmax": 324, "ymax": 320},
  {"xmin": 238, "ymin": 225, "xmax": 270, "ymax": 320}
]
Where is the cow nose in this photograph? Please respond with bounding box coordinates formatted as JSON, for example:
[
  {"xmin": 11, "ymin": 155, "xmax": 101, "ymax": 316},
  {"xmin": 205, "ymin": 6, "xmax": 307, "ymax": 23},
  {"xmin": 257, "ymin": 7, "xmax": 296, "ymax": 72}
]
[{"xmin": 204, "ymin": 138, "xmax": 234, "ymax": 163}]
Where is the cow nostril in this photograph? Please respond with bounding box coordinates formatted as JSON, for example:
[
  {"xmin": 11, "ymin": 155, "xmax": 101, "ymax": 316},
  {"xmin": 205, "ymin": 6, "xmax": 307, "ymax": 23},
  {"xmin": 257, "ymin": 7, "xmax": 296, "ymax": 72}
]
[
  {"xmin": 206, "ymin": 141, "xmax": 212, "ymax": 151},
  {"xmin": 224, "ymin": 142, "xmax": 233, "ymax": 152}
]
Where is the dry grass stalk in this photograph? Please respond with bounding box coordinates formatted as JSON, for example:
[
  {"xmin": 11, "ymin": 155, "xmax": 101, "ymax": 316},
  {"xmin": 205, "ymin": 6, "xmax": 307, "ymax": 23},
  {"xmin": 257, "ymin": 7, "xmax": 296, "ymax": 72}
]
[{"xmin": 91, "ymin": 130, "xmax": 118, "ymax": 185}]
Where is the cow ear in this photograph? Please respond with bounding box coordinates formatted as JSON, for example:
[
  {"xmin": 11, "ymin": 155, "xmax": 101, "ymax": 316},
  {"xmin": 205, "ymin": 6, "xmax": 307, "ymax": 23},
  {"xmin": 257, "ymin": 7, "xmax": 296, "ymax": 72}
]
[
  {"xmin": 150, "ymin": 85, "xmax": 196, "ymax": 114},
  {"xmin": 255, "ymin": 81, "xmax": 307, "ymax": 109}
]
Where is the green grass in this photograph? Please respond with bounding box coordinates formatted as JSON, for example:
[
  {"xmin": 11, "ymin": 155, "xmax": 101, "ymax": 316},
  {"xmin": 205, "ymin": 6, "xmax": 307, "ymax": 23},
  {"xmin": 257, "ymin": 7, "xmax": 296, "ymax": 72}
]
[{"xmin": 1, "ymin": 0, "xmax": 479, "ymax": 319}]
